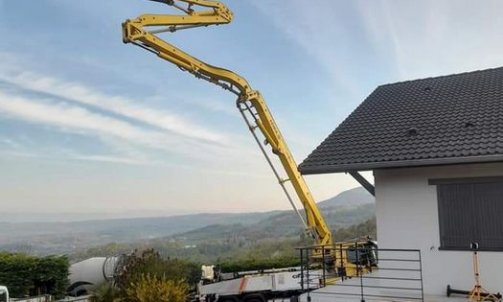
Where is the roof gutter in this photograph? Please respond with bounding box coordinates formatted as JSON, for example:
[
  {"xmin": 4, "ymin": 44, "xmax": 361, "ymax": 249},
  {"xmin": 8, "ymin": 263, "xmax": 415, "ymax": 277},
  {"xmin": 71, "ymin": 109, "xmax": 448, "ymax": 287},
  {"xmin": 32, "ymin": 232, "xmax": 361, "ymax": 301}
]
[{"xmin": 299, "ymin": 154, "xmax": 503, "ymax": 175}]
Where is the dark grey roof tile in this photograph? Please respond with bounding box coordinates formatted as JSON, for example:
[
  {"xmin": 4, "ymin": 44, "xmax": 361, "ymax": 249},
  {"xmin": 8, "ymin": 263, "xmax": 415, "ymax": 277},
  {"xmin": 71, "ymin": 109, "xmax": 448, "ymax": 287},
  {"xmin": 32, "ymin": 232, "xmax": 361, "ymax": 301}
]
[{"xmin": 299, "ymin": 67, "xmax": 503, "ymax": 174}]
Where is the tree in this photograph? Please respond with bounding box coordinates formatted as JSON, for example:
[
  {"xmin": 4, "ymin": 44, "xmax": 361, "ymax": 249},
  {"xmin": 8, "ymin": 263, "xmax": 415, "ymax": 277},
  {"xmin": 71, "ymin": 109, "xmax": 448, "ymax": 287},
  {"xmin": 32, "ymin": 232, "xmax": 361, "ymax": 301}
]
[
  {"xmin": 333, "ymin": 218, "xmax": 376, "ymax": 241},
  {"xmin": 0, "ymin": 252, "xmax": 69, "ymax": 298}
]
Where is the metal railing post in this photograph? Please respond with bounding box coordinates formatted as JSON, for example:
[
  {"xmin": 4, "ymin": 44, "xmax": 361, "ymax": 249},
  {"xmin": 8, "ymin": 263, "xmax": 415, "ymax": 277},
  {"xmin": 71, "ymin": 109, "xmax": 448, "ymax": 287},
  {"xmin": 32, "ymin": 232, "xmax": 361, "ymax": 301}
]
[
  {"xmin": 356, "ymin": 243, "xmax": 365, "ymax": 302},
  {"xmin": 339, "ymin": 243, "xmax": 344, "ymax": 280},
  {"xmin": 419, "ymin": 250, "xmax": 424, "ymax": 302},
  {"xmin": 300, "ymin": 248, "xmax": 304, "ymax": 292},
  {"xmin": 306, "ymin": 248, "xmax": 311, "ymax": 302},
  {"xmin": 322, "ymin": 245, "xmax": 326, "ymax": 287}
]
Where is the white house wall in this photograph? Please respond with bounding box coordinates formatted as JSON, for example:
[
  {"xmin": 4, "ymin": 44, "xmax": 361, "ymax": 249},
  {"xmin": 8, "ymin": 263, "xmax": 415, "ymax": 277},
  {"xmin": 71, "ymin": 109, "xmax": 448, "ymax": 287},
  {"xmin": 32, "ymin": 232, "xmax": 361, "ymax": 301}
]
[{"xmin": 374, "ymin": 162, "xmax": 503, "ymax": 296}]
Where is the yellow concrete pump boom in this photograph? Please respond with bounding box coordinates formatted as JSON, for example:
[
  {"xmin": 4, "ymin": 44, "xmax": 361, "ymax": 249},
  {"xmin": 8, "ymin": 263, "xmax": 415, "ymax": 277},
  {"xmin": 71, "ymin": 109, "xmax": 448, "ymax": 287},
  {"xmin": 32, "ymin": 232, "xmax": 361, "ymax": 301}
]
[{"xmin": 122, "ymin": 0, "xmax": 332, "ymax": 246}]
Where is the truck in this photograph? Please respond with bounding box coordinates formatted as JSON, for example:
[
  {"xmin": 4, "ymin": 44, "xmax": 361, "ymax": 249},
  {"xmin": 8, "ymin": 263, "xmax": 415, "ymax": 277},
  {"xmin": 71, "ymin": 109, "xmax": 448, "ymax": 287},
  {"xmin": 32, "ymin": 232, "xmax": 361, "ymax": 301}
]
[
  {"xmin": 67, "ymin": 256, "xmax": 122, "ymax": 297},
  {"xmin": 0, "ymin": 286, "xmax": 8, "ymax": 302},
  {"xmin": 197, "ymin": 266, "xmax": 321, "ymax": 302},
  {"xmin": 122, "ymin": 1, "xmax": 378, "ymax": 300}
]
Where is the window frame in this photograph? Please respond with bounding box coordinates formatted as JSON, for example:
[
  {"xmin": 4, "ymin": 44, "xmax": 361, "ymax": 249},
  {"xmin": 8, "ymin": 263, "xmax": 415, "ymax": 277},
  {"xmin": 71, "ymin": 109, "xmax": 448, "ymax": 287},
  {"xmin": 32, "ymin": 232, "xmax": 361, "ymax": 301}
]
[{"xmin": 429, "ymin": 176, "xmax": 503, "ymax": 252}]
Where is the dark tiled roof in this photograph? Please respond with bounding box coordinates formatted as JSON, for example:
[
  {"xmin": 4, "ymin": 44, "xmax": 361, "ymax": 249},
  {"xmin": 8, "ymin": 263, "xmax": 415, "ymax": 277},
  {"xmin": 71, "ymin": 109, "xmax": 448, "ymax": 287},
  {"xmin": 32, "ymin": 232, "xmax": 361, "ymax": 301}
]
[{"xmin": 299, "ymin": 67, "xmax": 503, "ymax": 174}]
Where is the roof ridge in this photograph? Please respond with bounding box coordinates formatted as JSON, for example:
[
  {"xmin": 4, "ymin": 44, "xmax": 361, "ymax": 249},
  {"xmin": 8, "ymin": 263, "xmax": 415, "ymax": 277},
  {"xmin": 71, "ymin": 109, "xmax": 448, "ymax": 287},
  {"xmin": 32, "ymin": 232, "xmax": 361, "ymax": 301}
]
[{"xmin": 377, "ymin": 65, "xmax": 503, "ymax": 88}]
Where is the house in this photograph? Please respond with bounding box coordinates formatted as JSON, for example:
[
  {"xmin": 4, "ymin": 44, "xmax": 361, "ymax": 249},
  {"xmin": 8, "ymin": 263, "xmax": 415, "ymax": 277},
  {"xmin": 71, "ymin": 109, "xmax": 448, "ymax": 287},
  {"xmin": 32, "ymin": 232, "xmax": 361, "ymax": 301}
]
[{"xmin": 299, "ymin": 67, "xmax": 503, "ymax": 298}]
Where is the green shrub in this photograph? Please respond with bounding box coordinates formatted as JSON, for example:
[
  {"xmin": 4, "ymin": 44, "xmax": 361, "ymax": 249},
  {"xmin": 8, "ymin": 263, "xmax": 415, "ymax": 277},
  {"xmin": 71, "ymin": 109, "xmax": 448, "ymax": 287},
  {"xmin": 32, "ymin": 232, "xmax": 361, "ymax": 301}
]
[
  {"xmin": 115, "ymin": 249, "xmax": 199, "ymax": 289},
  {"xmin": 124, "ymin": 274, "xmax": 188, "ymax": 302},
  {"xmin": 89, "ymin": 282, "xmax": 121, "ymax": 302},
  {"xmin": 0, "ymin": 252, "xmax": 69, "ymax": 298},
  {"xmin": 91, "ymin": 249, "xmax": 192, "ymax": 301}
]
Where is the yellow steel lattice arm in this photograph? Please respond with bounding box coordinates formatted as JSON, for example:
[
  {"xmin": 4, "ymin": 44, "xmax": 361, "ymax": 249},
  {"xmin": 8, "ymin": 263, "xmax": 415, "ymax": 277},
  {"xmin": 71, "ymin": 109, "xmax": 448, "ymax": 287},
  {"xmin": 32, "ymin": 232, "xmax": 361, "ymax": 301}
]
[{"xmin": 122, "ymin": 0, "xmax": 332, "ymax": 246}]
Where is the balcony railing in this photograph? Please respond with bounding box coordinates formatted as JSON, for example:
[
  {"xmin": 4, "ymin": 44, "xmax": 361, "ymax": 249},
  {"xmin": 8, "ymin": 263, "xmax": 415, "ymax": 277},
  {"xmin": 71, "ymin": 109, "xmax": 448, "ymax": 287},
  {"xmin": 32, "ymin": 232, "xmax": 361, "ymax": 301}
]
[{"xmin": 296, "ymin": 245, "xmax": 424, "ymax": 302}]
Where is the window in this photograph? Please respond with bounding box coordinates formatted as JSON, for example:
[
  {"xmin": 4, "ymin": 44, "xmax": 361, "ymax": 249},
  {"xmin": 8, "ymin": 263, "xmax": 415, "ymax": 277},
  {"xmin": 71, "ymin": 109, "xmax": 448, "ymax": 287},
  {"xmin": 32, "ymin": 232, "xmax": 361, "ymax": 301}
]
[{"xmin": 430, "ymin": 177, "xmax": 503, "ymax": 251}]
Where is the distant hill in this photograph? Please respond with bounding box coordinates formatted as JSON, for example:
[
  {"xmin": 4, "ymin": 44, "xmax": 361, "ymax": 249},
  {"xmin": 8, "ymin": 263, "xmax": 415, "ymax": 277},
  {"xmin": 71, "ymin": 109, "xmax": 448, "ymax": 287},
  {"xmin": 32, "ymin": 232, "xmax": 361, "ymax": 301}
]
[
  {"xmin": 0, "ymin": 212, "xmax": 278, "ymax": 255},
  {"xmin": 318, "ymin": 187, "xmax": 374, "ymax": 208},
  {"xmin": 0, "ymin": 187, "xmax": 375, "ymax": 256},
  {"xmin": 168, "ymin": 203, "xmax": 375, "ymax": 244},
  {"xmin": 158, "ymin": 187, "xmax": 375, "ymax": 245}
]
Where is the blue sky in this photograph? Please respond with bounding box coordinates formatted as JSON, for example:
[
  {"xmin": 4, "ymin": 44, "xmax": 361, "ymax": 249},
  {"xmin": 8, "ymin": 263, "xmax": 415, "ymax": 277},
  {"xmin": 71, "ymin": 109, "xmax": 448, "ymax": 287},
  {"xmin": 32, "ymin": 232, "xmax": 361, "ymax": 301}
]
[{"xmin": 1, "ymin": 0, "xmax": 503, "ymax": 218}]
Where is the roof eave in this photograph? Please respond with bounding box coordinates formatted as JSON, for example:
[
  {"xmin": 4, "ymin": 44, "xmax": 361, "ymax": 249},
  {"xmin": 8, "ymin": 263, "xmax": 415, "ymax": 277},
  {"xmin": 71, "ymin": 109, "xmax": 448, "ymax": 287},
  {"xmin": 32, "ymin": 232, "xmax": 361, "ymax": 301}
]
[{"xmin": 299, "ymin": 154, "xmax": 503, "ymax": 175}]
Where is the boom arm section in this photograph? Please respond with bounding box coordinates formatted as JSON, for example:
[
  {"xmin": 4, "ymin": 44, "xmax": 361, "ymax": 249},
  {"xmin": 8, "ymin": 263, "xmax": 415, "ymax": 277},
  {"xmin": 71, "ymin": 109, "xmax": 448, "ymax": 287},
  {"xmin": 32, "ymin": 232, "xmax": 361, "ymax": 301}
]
[{"xmin": 122, "ymin": 0, "xmax": 332, "ymax": 246}]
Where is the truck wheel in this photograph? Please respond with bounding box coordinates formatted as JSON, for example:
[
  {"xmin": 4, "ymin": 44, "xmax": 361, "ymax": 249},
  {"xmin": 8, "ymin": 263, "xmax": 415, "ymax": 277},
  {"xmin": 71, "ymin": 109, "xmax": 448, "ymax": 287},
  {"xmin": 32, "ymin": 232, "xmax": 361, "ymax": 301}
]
[
  {"xmin": 219, "ymin": 296, "xmax": 241, "ymax": 302},
  {"xmin": 243, "ymin": 293, "xmax": 266, "ymax": 302}
]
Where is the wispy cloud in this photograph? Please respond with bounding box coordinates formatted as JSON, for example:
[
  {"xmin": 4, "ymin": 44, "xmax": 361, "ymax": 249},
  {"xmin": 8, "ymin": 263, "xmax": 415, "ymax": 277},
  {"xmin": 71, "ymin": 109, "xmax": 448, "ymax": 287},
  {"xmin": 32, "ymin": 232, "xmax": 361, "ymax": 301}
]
[
  {"xmin": 0, "ymin": 138, "xmax": 22, "ymax": 149},
  {"xmin": 0, "ymin": 50, "xmax": 276, "ymax": 186},
  {"xmin": 0, "ymin": 81, "xmax": 259, "ymax": 169},
  {"xmin": 0, "ymin": 150, "xmax": 38, "ymax": 159},
  {"xmin": 0, "ymin": 89, "xmax": 252, "ymax": 164},
  {"xmin": 251, "ymin": 1, "xmax": 366, "ymax": 99},
  {"xmin": 356, "ymin": 0, "xmax": 503, "ymax": 80},
  {"xmin": 254, "ymin": 0, "xmax": 503, "ymax": 93},
  {"xmin": 70, "ymin": 154, "xmax": 153, "ymax": 166},
  {"xmin": 0, "ymin": 69, "xmax": 227, "ymax": 145},
  {"xmin": 0, "ymin": 91, "xmax": 177, "ymax": 150},
  {"xmin": 183, "ymin": 95, "xmax": 239, "ymax": 118}
]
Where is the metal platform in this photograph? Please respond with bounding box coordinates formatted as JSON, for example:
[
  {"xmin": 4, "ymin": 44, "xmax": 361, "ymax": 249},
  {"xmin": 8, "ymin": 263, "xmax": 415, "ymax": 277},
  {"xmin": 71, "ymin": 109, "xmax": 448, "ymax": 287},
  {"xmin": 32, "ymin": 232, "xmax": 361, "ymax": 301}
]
[{"xmin": 295, "ymin": 270, "xmax": 468, "ymax": 302}]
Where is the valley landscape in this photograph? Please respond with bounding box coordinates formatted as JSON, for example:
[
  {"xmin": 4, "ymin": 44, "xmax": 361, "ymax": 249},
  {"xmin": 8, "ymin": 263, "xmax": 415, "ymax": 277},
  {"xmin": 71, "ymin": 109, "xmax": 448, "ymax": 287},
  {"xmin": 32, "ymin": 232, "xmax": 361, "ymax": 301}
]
[{"xmin": 1, "ymin": 187, "xmax": 375, "ymax": 263}]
